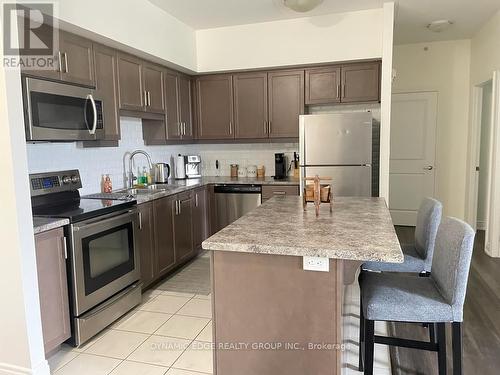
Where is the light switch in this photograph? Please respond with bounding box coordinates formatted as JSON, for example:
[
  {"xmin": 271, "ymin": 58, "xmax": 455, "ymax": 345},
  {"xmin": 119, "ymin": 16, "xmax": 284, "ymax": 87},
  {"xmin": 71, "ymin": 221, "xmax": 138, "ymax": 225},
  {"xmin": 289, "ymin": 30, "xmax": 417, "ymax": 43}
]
[{"xmin": 303, "ymin": 256, "xmax": 329, "ymax": 272}]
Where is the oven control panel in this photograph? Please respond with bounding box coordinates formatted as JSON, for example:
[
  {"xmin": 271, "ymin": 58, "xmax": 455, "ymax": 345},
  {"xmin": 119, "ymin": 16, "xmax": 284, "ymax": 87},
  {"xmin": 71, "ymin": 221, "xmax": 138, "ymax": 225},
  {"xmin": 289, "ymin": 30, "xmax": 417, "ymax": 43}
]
[{"xmin": 30, "ymin": 170, "xmax": 82, "ymax": 197}]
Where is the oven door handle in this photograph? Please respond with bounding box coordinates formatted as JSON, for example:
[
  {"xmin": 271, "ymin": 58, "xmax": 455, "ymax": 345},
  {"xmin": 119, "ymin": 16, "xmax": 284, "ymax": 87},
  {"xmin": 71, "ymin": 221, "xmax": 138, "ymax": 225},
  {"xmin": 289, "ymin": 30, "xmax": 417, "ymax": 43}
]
[
  {"xmin": 73, "ymin": 209, "xmax": 136, "ymax": 233},
  {"xmin": 86, "ymin": 94, "xmax": 97, "ymax": 135}
]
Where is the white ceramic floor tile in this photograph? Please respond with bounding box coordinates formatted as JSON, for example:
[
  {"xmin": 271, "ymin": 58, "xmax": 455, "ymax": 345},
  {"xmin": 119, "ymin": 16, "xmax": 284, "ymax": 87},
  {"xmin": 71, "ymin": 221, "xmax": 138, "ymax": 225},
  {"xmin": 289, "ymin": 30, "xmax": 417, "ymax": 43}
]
[
  {"xmin": 84, "ymin": 329, "xmax": 149, "ymax": 359},
  {"xmin": 172, "ymin": 341, "xmax": 213, "ymax": 374},
  {"xmin": 47, "ymin": 348, "xmax": 79, "ymax": 373},
  {"xmin": 177, "ymin": 298, "xmax": 212, "ymax": 318},
  {"xmin": 162, "ymin": 291, "xmax": 196, "ymax": 298},
  {"xmin": 193, "ymin": 294, "xmax": 211, "ymax": 300},
  {"xmin": 74, "ymin": 328, "xmax": 110, "ymax": 352},
  {"xmin": 195, "ymin": 321, "xmax": 212, "ymax": 343},
  {"xmin": 54, "ymin": 353, "xmax": 120, "ymax": 375},
  {"xmin": 140, "ymin": 295, "xmax": 191, "ymax": 314},
  {"xmin": 156, "ymin": 315, "xmax": 210, "ymax": 340},
  {"xmin": 128, "ymin": 335, "xmax": 191, "ymax": 367},
  {"xmin": 114, "ymin": 310, "xmax": 172, "ymax": 334},
  {"xmin": 140, "ymin": 290, "xmax": 161, "ymax": 306},
  {"xmin": 167, "ymin": 368, "xmax": 211, "ymax": 375},
  {"xmin": 109, "ymin": 360, "xmax": 168, "ymax": 375}
]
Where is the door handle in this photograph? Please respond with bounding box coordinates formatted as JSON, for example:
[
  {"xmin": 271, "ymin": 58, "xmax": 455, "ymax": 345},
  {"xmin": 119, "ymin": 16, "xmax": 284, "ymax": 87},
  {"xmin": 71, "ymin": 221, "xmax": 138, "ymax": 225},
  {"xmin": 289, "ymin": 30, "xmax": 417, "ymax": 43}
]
[
  {"xmin": 229, "ymin": 121, "xmax": 232, "ymax": 135},
  {"xmin": 57, "ymin": 51, "xmax": 63, "ymax": 72},
  {"xmin": 86, "ymin": 94, "xmax": 97, "ymax": 135},
  {"xmin": 147, "ymin": 91, "xmax": 151, "ymax": 107},
  {"xmin": 337, "ymin": 84, "xmax": 340, "ymax": 99},
  {"xmin": 138, "ymin": 212, "xmax": 143, "ymax": 230},
  {"xmin": 195, "ymin": 193, "xmax": 199, "ymax": 207},
  {"xmin": 61, "ymin": 236, "xmax": 68, "ymax": 259},
  {"xmin": 268, "ymin": 120, "xmax": 272, "ymax": 134},
  {"xmin": 423, "ymin": 166, "xmax": 434, "ymax": 170},
  {"xmin": 178, "ymin": 200, "xmax": 182, "ymax": 215}
]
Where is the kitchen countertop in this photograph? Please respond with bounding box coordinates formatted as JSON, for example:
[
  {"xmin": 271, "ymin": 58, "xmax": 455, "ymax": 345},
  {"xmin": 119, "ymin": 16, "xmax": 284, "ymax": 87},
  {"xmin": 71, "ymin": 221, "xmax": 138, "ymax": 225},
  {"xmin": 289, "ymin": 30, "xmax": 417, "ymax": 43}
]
[
  {"xmin": 105, "ymin": 176, "xmax": 300, "ymax": 204},
  {"xmin": 202, "ymin": 196, "xmax": 403, "ymax": 262},
  {"xmin": 33, "ymin": 217, "xmax": 69, "ymax": 234}
]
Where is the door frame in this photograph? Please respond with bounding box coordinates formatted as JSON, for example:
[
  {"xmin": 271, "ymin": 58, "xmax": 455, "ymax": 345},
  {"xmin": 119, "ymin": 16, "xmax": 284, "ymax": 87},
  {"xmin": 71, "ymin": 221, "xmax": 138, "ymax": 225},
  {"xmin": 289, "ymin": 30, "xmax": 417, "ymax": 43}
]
[{"xmin": 466, "ymin": 71, "xmax": 500, "ymax": 257}]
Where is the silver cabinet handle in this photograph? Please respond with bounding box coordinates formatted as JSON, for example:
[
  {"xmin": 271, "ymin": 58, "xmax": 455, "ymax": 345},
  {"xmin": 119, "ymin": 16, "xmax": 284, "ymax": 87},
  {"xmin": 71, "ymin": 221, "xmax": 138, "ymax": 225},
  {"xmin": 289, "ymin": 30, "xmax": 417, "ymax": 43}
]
[
  {"xmin": 61, "ymin": 236, "xmax": 68, "ymax": 259},
  {"xmin": 423, "ymin": 166, "xmax": 434, "ymax": 170},
  {"xmin": 229, "ymin": 121, "xmax": 232, "ymax": 135},
  {"xmin": 337, "ymin": 84, "xmax": 340, "ymax": 99},
  {"xmin": 343, "ymin": 84, "xmax": 346, "ymax": 98},
  {"xmin": 175, "ymin": 200, "xmax": 179, "ymax": 215},
  {"xmin": 148, "ymin": 91, "xmax": 151, "ymax": 107},
  {"xmin": 144, "ymin": 91, "xmax": 148, "ymax": 107},
  {"xmin": 273, "ymin": 191, "xmax": 286, "ymax": 195},
  {"xmin": 64, "ymin": 52, "xmax": 68, "ymax": 73},
  {"xmin": 264, "ymin": 120, "xmax": 268, "ymax": 134},
  {"xmin": 178, "ymin": 122, "xmax": 181, "ymax": 137},
  {"xmin": 138, "ymin": 212, "xmax": 143, "ymax": 230},
  {"xmin": 57, "ymin": 51, "xmax": 63, "ymax": 72},
  {"xmin": 195, "ymin": 193, "xmax": 199, "ymax": 207},
  {"xmin": 268, "ymin": 120, "xmax": 272, "ymax": 134},
  {"xmin": 182, "ymin": 122, "xmax": 186, "ymax": 136},
  {"xmin": 178, "ymin": 200, "xmax": 182, "ymax": 215}
]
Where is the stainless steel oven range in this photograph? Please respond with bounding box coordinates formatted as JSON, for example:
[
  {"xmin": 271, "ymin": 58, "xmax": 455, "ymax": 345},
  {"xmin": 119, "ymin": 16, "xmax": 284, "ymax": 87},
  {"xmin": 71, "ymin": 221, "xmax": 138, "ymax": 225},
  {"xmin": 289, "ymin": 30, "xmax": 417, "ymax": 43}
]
[{"xmin": 30, "ymin": 170, "xmax": 141, "ymax": 346}]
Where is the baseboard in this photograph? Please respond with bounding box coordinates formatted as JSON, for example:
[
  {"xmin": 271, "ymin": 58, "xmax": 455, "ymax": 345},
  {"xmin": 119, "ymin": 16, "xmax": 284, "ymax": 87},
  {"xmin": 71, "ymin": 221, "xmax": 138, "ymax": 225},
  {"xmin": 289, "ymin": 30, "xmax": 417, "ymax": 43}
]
[
  {"xmin": 476, "ymin": 220, "xmax": 486, "ymax": 230},
  {"xmin": 0, "ymin": 359, "xmax": 50, "ymax": 375}
]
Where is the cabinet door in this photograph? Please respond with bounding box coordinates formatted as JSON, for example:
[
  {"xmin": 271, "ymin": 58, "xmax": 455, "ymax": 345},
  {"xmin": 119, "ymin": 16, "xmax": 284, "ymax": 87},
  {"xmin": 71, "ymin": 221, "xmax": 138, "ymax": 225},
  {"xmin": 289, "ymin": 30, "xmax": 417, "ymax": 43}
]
[
  {"xmin": 21, "ymin": 23, "xmax": 61, "ymax": 80},
  {"xmin": 174, "ymin": 193, "xmax": 194, "ymax": 263},
  {"xmin": 165, "ymin": 71, "xmax": 181, "ymax": 140},
  {"xmin": 179, "ymin": 75, "xmax": 193, "ymax": 139},
  {"xmin": 34, "ymin": 228, "xmax": 71, "ymax": 355},
  {"xmin": 268, "ymin": 70, "xmax": 304, "ymax": 138},
  {"xmin": 59, "ymin": 31, "xmax": 94, "ymax": 86},
  {"xmin": 93, "ymin": 44, "xmax": 120, "ymax": 140},
  {"xmin": 117, "ymin": 53, "xmax": 144, "ymax": 111},
  {"xmin": 143, "ymin": 63, "xmax": 165, "ymax": 113},
  {"xmin": 196, "ymin": 75, "xmax": 234, "ymax": 139},
  {"xmin": 192, "ymin": 187, "xmax": 208, "ymax": 251},
  {"xmin": 137, "ymin": 202, "xmax": 156, "ymax": 288},
  {"xmin": 154, "ymin": 196, "xmax": 175, "ymax": 276},
  {"xmin": 305, "ymin": 66, "xmax": 341, "ymax": 105},
  {"xmin": 233, "ymin": 72, "xmax": 268, "ymax": 139},
  {"xmin": 341, "ymin": 62, "xmax": 380, "ymax": 103}
]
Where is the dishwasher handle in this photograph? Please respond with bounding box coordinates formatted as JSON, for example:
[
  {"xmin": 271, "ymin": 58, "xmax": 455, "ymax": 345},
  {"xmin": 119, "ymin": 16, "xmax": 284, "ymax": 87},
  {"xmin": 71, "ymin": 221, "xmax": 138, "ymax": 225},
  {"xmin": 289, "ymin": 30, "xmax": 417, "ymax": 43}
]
[{"xmin": 214, "ymin": 184, "xmax": 262, "ymax": 194}]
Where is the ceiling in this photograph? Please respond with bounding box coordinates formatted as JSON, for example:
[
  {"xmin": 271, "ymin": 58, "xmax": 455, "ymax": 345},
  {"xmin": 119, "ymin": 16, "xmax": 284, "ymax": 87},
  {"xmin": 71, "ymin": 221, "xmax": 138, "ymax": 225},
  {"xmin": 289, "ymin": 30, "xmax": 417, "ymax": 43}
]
[{"xmin": 149, "ymin": 0, "xmax": 500, "ymax": 44}]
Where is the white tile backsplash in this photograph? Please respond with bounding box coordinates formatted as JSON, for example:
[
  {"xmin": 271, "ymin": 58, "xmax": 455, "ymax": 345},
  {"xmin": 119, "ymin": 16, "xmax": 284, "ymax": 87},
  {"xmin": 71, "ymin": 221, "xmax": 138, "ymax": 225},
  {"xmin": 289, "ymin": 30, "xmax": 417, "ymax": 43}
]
[{"xmin": 26, "ymin": 117, "xmax": 298, "ymax": 195}]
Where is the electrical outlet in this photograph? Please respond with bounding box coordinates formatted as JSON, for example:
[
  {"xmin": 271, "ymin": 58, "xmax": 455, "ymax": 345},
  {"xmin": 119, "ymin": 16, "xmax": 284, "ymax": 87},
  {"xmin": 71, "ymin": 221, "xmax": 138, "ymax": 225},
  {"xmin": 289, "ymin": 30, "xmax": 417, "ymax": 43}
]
[{"xmin": 303, "ymin": 256, "xmax": 329, "ymax": 272}]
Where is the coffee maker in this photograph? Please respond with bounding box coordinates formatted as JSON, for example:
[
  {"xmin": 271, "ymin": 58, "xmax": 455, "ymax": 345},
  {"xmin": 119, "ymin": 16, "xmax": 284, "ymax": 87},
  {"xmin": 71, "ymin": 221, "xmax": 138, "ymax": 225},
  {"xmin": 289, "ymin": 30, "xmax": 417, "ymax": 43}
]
[
  {"xmin": 185, "ymin": 155, "xmax": 202, "ymax": 178},
  {"xmin": 274, "ymin": 153, "xmax": 287, "ymax": 180}
]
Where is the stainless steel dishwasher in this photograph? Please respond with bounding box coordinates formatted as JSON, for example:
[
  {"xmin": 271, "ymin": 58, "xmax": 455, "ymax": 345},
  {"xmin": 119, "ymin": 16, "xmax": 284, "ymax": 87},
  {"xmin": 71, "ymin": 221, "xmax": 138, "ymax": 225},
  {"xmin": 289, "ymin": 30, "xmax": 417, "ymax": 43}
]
[{"xmin": 214, "ymin": 184, "xmax": 262, "ymax": 232}]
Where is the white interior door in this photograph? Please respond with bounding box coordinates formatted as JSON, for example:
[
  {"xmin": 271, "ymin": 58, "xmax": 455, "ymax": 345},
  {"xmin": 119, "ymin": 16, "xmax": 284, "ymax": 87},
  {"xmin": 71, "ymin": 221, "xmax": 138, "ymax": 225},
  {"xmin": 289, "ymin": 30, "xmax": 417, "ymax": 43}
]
[{"xmin": 389, "ymin": 92, "xmax": 437, "ymax": 225}]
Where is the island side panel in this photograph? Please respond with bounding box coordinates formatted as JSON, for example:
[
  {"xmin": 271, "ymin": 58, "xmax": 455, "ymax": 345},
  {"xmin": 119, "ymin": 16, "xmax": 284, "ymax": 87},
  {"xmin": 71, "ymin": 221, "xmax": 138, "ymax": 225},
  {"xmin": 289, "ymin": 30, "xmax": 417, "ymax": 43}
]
[{"xmin": 211, "ymin": 250, "xmax": 344, "ymax": 375}]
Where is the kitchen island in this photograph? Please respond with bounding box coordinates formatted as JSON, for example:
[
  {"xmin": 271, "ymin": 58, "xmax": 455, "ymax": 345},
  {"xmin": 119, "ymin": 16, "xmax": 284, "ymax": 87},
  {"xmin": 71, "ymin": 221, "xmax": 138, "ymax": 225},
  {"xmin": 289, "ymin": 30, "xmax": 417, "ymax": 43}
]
[{"xmin": 202, "ymin": 196, "xmax": 403, "ymax": 375}]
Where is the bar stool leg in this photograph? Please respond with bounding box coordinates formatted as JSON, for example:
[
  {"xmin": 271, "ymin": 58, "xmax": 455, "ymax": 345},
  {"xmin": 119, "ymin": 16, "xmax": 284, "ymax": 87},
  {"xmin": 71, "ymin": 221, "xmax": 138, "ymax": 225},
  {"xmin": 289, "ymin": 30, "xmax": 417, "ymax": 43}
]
[
  {"xmin": 452, "ymin": 322, "xmax": 463, "ymax": 375},
  {"xmin": 359, "ymin": 299, "xmax": 364, "ymax": 371},
  {"xmin": 437, "ymin": 323, "xmax": 447, "ymax": 375},
  {"xmin": 363, "ymin": 319, "xmax": 375, "ymax": 375}
]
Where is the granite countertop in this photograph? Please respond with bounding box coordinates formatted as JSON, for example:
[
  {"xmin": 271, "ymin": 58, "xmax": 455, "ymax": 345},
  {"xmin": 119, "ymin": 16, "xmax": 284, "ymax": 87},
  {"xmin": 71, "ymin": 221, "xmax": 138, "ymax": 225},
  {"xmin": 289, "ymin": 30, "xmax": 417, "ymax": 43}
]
[
  {"xmin": 33, "ymin": 217, "xmax": 69, "ymax": 234},
  {"xmin": 104, "ymin": 176, "xmax": 300, "ymax": 204},
  {"xmin": 202, "ymin": 196, "xmax": 403, "ymax": 262}
]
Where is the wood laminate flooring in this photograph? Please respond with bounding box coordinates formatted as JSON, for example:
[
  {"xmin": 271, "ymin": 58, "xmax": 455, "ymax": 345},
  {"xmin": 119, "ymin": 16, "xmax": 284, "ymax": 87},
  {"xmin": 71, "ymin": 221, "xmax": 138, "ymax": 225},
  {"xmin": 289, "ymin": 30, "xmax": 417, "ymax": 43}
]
[{"xmin": 389, "ymin": 227, "xmax": 500, "ymax": 375}]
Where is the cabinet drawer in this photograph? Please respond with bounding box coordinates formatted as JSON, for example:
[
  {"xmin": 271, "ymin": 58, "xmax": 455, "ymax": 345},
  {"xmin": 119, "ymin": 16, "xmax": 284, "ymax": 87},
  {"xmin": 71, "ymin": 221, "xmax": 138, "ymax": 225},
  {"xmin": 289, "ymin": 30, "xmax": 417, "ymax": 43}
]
[{"xmin": 262, "ymin": 185, "xmax": 299, "ymax": 200}]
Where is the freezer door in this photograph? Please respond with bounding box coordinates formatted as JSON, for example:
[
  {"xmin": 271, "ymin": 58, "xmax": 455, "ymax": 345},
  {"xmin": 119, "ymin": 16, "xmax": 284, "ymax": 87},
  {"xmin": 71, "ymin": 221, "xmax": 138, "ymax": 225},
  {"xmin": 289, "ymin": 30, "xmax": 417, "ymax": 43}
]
[
  {"xmin": 299, "ymin": 113, "xmax": 372, "ymax": 165},
  {"xmin": 300, "ymin": 166, "xmax": 372, "ymax": 197}
]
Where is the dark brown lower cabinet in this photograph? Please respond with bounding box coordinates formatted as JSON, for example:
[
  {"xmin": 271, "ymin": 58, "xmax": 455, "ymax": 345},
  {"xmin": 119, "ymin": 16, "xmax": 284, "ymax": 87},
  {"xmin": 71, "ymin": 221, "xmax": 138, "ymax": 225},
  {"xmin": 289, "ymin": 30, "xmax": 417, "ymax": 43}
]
[
  {"xmin": 137, "ymin": 202, "xmax": 156, "ymax": 289},
  {"xmin": 154, "ymin": 196, "xmax": 176, "ymax": 276},
  {"xmin": 173, "ymin": 191, "xmax": 194, "ymax": 263},
  {"xmin": 192, "ymin": 186, "xmax": 208, "ymax": 251},
  {"xmin": 34, "ymin": 228, "xmax": 71, "ymax": 355}
]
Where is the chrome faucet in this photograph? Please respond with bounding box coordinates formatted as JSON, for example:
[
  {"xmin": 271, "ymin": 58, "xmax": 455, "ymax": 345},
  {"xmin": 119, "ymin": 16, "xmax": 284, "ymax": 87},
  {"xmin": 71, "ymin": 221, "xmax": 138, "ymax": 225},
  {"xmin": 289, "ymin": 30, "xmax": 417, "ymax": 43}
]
[{"xmin": 128, "ymin": 150, "xmax": 153, "ymax": 188}]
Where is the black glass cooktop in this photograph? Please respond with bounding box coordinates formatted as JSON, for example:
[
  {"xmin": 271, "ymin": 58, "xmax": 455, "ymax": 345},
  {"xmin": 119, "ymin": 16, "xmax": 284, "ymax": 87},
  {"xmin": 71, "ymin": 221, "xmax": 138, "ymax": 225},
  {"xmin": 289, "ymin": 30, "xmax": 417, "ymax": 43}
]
[{"xmin": 32, "ymin": 194, "xmax": 136, "ymax": 223}]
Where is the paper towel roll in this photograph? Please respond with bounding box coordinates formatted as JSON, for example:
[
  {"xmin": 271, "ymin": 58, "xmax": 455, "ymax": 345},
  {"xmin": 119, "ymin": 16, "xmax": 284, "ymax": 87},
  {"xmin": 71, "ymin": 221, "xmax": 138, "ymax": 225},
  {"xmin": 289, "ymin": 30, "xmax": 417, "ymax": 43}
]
[{"xmin": 176, "ymin": 154, "xmax": 186, "ymax": 179}]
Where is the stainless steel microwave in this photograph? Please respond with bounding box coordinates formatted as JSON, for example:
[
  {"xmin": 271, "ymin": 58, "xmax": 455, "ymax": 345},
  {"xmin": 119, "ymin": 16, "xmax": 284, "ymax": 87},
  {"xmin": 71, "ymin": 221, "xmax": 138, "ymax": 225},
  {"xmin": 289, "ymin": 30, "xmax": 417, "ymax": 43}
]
[{"xmin": 22, "ymin": 77, "xmax": 104, "ymax": 141}]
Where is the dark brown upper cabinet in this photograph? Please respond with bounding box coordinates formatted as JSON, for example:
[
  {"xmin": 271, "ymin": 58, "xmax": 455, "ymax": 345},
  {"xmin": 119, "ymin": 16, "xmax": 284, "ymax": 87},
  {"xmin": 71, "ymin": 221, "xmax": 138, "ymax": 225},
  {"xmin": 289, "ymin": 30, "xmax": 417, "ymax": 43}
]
[
  {"xmin": 59, "ymin": 32, "xmax": 94, "ymax": 86},
  {"xmin": 305, "ymin": 66, "xmax": 341, "ymax": 105},
  {"xmin": 22, "ymin": 29, "xmax": 94, "ymax": 87},
  {"xmin": 233, "ymin": 72, "xmax": 268, "ymax": 139},
  {"xmin": 196, "ymin": 75, "xmax": 234, "ymax": 140},
  {"xmin": 341, "ymin": 62, "xmax": 380, "ymax": 103},
  {"xmin": 93, "ymin": 43, "xmax": 119, "ymax": 141},
  {"xmin": 178, "ymin": 75, "xmax": 193, "ymax": 139},
  {"xmin": 165, "ymin": 71, "xmax": 182, "ymax": 140},
  {"xmin": 268, "ymin": 69, "xmax": 304, "ymax": 138},
  {"xmin": 21, "ymin": 23, "xmax": 60, "ymax": 80},
  {"xmin": 143, "ymin": 63, "xmax": 165, "ymax": 114},
  {"xmin": 117, "ymin": 53, "xmax": 144, "ymax": 112}
]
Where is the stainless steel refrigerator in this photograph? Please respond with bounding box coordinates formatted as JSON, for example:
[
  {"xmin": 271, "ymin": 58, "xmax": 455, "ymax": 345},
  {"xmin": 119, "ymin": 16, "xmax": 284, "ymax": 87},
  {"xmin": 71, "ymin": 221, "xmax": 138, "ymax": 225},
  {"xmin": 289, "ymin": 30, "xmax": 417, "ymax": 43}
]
[{"xmin": 299, "ymin": 112, "xmax": 373, "ymax": 196}]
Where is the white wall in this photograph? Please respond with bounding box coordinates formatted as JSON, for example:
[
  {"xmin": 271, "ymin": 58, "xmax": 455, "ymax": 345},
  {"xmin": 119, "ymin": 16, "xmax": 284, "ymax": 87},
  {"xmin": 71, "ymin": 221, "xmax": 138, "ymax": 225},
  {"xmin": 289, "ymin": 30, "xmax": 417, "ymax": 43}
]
[
  {"xmin": 196, "ymin": 8, "xmax": 384, "ymax": 72},
  {"xmin": 27, "ymin": 118, "xmax": 298, "ymax": 195},
  {"xmin": 470, "ymin": 10, "xmax": 500, "ymax": 86},
  {"xmin": 477, "ymin": 81, "xmax": 493, "ymax": 228},
  {"xmin": 54, "ymin": 0, "xmax": 197, "ymax": 71},
  {"xmin": 392, "ymin": 40, "xmax": 472, "ymax": 219}
]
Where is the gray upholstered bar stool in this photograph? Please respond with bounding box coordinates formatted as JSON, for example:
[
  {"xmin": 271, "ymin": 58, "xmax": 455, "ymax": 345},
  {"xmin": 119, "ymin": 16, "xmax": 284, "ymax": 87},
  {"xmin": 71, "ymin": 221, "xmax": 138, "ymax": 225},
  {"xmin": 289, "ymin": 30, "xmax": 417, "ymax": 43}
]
[
  {"xmin": 363, "ymin": 197, "xmax": 442, "ymax": 274},
  {"xmin": 358, "ymin": 217, "xmax": 475, "ymax": 375}
]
